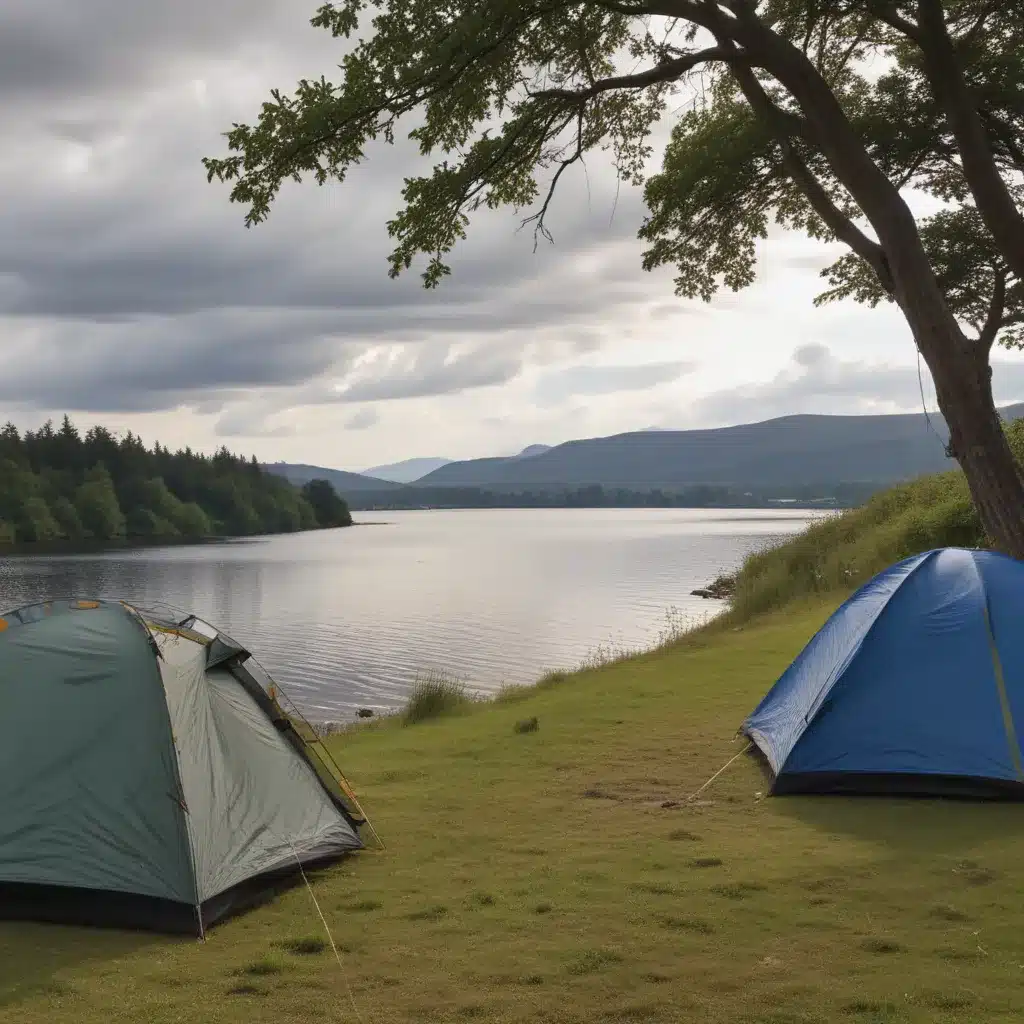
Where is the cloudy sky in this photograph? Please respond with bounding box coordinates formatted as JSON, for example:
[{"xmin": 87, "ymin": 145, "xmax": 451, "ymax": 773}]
[{"xmin": 3, "ymin": 2, "xmax": 1024, "ymax": 472}]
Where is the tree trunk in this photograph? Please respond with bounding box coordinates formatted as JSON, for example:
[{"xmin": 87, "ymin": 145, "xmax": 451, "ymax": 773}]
[
  {"xmin": 914, "ymin": 2, "xmax": 1024, "ymax": 282},
  {"xmin": 703, "ymin": 10, "xmax": 1024, "ymax": 555},
  {"xmin": 919, "ymin": 321, "xmax": 1024, "ymax": 559}
]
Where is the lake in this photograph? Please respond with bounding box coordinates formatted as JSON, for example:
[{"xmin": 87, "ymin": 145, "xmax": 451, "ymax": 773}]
[{"xmin": 0, "ymin": 508, "xmax": 824, "ymax": 720}]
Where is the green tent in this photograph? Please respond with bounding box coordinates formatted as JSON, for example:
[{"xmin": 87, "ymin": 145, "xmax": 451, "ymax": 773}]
[{"xmin": 0, "ymin": 598, "xmax": 369, "ymax": 935}]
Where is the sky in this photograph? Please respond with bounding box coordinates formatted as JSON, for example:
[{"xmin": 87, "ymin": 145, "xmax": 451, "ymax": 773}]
[{"xmin": 3, "ymin": 2, "xmax": 1024, "ymax": 473}]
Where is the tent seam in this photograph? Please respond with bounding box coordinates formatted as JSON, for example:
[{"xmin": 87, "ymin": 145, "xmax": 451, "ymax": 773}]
[
  {"xmin": 145, "ymin": 626, "xmax": 206, "ymax": 937},
  {"xmin": 979, "ymin": 591, "xmax": 1024, "ymax": 781},
  {"xmin": 799, "ymin": 549, "xmax": 939, "ymax": 727}
]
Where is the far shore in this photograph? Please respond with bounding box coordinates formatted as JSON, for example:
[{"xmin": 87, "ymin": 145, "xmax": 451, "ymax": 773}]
[{"xmin": 0, "ymin": 523, "xmax": 354, "ymax": 559}]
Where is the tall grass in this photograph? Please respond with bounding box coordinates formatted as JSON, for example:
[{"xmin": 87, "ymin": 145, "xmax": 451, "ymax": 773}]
[
  {"xmin": 728, "ymin": 418, "xmax": 1024, "ymax": 622},
  {"xmin": 402, "ymin": 670, "xmax": 475, "ymax": 725}
]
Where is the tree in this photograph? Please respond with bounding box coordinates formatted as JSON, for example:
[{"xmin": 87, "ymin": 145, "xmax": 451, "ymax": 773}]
[
  {"xmin": 75, "ymin": 464, "xmax": 127, "ymax": 540},
  {"xmin": 51, "ymin": 496, "xmax": 86, "ymax": 541},
  {"xmin": 17, "ymin": 497, "xmax": 63, "ymax": 543},
  {"xmin": 204, "ymin": 1, "xmax": 1024, "ymax": 555},
  {"xmin": 175, "ymin": 502, "xmax": 214, "ymax": 538},
  {"xmin": 126, "ymin": 507, "xmax": 180, "ymax": 539},
  {"xmin": 302, "ymin": 479, "xmax": 354, "ymax": 528},
  {"xmin": 0, "ymin": 414, "xmax": 349, "ymax": 548}
]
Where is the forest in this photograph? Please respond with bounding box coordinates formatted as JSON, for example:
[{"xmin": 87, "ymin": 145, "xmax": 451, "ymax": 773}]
[
  {"xmin": 343, "ymin": 481, "xmax": 875, "ymax": 511},
  {"xmin": 0, "ymin": 417, "xmax": 352, "ymax": 547}
]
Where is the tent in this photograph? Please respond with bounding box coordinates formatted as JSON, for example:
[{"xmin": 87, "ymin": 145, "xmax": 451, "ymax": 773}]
[
  {"xmin": 742, "ymin": 547, "xmax": 1024, "ymax": 798},
  {"xmin": 0, "ymin": 598, "xmax": 371, "ymax": 935}
]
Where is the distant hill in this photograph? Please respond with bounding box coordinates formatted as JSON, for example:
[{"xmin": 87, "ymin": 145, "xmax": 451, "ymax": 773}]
[
  {"xmin": 263, "ymin": 462, "xmax": 401, "ymax": 493},
  {"xmin": 414, "ymin": 405, "xmax": 1024, "ymax": 493},
  {"xmin": 512, "ymin": 444, "xmax": 552, "ymax": 459},
  {"xmin": 362, "ymin": 456, "xmax": 452, "ymax": 483}
]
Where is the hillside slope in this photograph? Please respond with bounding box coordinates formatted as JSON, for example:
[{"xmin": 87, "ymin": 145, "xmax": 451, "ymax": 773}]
[
  {"xmin": 417, "ymin": 405, "xmax": 1024, "ymax": 492},
  {"xmin": 263, "ymin": 462, "xmax": 401, "ymax": 492},
  {"xmin": 726, "ymin": 413, "xmax": 1024, "ymax": 621},
  {"xmin": 361, "ymin": 456, "xmax": 452, "ymax": 483}
]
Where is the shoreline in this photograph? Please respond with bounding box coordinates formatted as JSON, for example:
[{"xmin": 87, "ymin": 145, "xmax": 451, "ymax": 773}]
[{"xmin": 0, "ymin": 522, "xmax": 355, "ymax": 559}]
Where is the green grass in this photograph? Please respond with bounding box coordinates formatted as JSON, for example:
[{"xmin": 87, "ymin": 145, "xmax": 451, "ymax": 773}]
[
  {"xmin": 402, "ymin": 669, "xmax": 474, "ymax": 724},
  {"xmin": 727, "ymin": 416, "xmax": 1024, "ymax": 621},
  {"xmin": 4, "ymin": 599, "xmax": 1024, "ymax": 1022}
]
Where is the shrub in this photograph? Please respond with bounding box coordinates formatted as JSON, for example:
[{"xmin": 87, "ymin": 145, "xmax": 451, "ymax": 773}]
[
  {"xmin": 402, "ymin": 671, "xmax": 473, "ymax": 725},
  {"xmin": 728, "ymin": 470, "xmax": 985, "ymax": 621}
]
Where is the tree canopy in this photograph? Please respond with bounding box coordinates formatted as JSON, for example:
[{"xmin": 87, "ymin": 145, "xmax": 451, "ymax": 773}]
[
  {"xmin": 203, "ymin": 0, "xmax": 1024, "ymax": 555},
  {"xmin": 0, "ymin": 417, "xmax": 352, "ymax": 547}
]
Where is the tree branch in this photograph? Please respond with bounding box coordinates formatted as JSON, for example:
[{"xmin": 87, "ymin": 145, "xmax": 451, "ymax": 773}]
[
  {"xmin": 527, "ymin": 46, "xmax": 739, "ymax": 104},
  {"xmin": 915, "ymin": 0, "xmax": 1024, "ymax": 282},
  {"xmin": 520, "ymin": 110, "xmax": 586, "ymax": 250},
  {"xmin": 956, "ymin": 3, "xmax": 1000, "ymax": 51},
  {"xmin": 979, "ymin": 269, "xmax": 1008, "ymax": 350},
  {"xmin": 866, "ymin": 1, "xmax": 922, "ymax": 41},
  {"xmin": 728, "ymin": 61, "xmax": 895, "ymax": 293}
]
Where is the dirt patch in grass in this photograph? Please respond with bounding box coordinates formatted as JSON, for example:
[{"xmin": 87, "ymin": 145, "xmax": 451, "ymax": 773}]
[
  {"xmin": 348, "ymin": 898, "xmax": 383, "ymax": 912},
  {"xmin": 275, "ymin": 936, "xmax": 327, "ymax": 955},
  {"xmin": 859, "ymin": 938, "xmax": 902, "ymax": 955},
  {"xmin": 840, "ymin": 998, "xmax": 898, "ymax": 1017},
  {"xmin": 406, "ymin": 904, "xmax": 449, "ymax": 921},
  {"xmin": 952, "ymin": 860, "xmax": 999, "ymax": 886},
  {"xmin": 631, "ymin": 881, "xmax": 681, "ymax": 896},
  {"xmin": 234, "ymin": 957, "xmax": 286, "ymax": 977},
  {"xmin": 666, "ymin": 828, "xmax": 702, "ymax": 842},
  {"xmin": 926, "ymin": 903, "xmax": 969, "ymax": 922},
  {"xmin": 566, "ymin": 949, "xmax": 624, "ymax": 976},
  {"xmin": 226, "ymin": 983, "xmax": 267, "ymax": 997},
  {"xmin": 710, "ymin": 881, "xmax": 766, "ymax": 900},
  {"xmin": 656, "ymin": 915, "xmax": 714, "ymax": 935}
]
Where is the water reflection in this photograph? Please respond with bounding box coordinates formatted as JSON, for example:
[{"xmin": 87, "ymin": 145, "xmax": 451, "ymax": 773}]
[{"xmin": 0, "ymin": 508, "xmax": 821, "ymax": 720}]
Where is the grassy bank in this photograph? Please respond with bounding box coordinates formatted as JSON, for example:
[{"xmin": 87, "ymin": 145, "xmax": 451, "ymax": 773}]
[
  {"xmin": 4, "ymin": 598, "xmax": 1024, "ymax": 1023},
  {"xmin": 726, "ymin": 417, "xmax": 1024, "ymax": 621}
]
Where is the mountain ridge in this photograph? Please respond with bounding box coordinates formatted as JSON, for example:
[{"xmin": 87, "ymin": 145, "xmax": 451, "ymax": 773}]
[
  {"xmin": 361, "ymin": 456, "xmax": 452, "ymax": 483},
  {"xmin": 265, "ymin": 404, "xmax": 1024, "ymax": 499},
  {"xmin": 413, "ymin": 404, "xmax": 1024, "ymax": 491}
]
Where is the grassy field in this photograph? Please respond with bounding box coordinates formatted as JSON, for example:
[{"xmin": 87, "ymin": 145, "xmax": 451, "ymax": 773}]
[{"xmin": 4, "ymin": 600, "xmax": 1024, "ymax": 1023}]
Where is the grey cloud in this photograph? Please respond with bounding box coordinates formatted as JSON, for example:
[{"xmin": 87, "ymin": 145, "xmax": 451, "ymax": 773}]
[
  {"xmin": 0, "ymin": 131, "xmax": 656, "ymax": 325},
  {"xmin": 214, "ymin": 407, "xmax": 296, "ymax": 439},
  {"xmin": 0, "ymin": 0, "xmax": 830, "ymax": 424},
  {"xmin": 792, "ymin": 343, "xmax": 830, "ymax": 368},
  {"xmin": 0, "ymin": 311, "xmax": 359, "ymax": 412},
  {"xmin": 689, "ymin": 345, "xmax": 1024, "ymax": 426},
  {"xmin": 0, "ymin": 0, "xmax": 322, "ymax": 102},
  {"xmin": 335, "ymin": 343, "xmax": 524, "ymax": 403},
  {"xmin": 533, "ymin": 361, "xmax": 694, "ymax": 407},
  {"xmin": 346, "ymin": 408, "xmax": 380, "ymax": 430}
]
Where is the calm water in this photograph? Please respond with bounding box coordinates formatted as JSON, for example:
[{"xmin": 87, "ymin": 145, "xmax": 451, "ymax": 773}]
[{"xmin": 0, "ymin": 508, "xmax": 823, "ymax": 720}]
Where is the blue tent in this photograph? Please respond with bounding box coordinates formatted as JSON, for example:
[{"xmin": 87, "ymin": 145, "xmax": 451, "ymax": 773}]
[{"xmin": 742, "ymin": 547, "xmax": 1024, "ymax": 798}]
